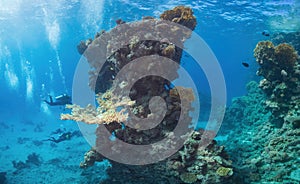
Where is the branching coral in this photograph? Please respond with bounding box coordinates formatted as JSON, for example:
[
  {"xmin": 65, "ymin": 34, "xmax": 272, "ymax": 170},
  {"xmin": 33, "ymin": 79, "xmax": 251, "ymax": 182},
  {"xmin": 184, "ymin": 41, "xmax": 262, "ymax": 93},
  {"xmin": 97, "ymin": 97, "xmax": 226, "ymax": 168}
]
[{"xmin": 61, "ymin": 89, "xmax": 135, "ymax": 124}]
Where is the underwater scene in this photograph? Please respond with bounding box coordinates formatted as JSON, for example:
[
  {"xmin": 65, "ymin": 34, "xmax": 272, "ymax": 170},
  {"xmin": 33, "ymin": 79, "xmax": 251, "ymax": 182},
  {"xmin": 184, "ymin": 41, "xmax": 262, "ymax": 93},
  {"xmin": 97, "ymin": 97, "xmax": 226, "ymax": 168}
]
[{"xmin": 0, "ymin": 0, "xmax": 300, "ymax": 183}]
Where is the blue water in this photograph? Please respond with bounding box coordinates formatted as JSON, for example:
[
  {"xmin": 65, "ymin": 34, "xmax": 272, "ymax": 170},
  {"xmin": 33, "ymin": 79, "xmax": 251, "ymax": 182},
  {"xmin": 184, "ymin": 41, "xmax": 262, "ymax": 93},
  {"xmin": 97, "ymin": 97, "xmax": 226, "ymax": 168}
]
[{"xmin": 0, "ymin": 0, "xmax": 299, "ymax": 183}]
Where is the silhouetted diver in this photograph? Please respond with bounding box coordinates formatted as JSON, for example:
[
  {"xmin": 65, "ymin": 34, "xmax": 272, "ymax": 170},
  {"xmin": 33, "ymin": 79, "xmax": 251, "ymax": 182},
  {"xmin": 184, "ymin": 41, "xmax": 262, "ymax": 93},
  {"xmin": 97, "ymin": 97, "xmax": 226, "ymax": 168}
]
[
  {"xmin": 44, "ymin": 94, "xmax": 72, "ymax": 106},
  {"xmin": 45, "ymin": 132, "xmax": 72, "ymax": 143}
]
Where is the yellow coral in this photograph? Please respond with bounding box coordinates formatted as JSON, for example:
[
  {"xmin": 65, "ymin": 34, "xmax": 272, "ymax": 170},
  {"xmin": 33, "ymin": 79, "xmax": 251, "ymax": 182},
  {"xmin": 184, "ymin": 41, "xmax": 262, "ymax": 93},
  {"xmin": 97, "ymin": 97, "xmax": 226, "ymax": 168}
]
[
  {"xmin": 161, "ymin": 44, "xmax": 175, "ymax": 57},
  {"xmin": 61, "ymin": 89, "xmax": 135, "ymax": 124},
  {"xmin": 180, "ymin": 172, "xmax": 198, "ymax": 183},
  {"xmin": 216, "ymin": 166, "xmax": 233, "ymax": 177}
]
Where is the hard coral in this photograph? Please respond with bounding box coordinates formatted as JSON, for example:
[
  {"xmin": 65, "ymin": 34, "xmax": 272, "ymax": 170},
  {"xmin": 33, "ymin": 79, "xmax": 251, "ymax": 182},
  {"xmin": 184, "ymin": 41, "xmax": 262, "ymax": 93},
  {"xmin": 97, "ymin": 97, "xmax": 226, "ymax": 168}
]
[
  {"xmin": 216, "ymin": 166, "xmax": 233, "ymax": 177},
  {"xmin": 254, "ymin": 41, "xmax": 299, "ymax": 82},
  {"xmin": 166, "ymin": 131, "xmax": 233, "ymax": 183},
  {"xmin": 275, "ymin": 43, "xmax": 298, "ymax": 70},
  {"xmin": 160, "ymin": 6, "xmax": 197, "ymax": 30},
  {"xmin": 254, "ymin": 41, "xmax": 275, "ymax": 66},
  {"xmin": 179, "ymin": 172, "xmax": 198, "ymax": 183},
  {"xmin": 60, "ymin": 88, "xmax": 135, "ymax": 125}
]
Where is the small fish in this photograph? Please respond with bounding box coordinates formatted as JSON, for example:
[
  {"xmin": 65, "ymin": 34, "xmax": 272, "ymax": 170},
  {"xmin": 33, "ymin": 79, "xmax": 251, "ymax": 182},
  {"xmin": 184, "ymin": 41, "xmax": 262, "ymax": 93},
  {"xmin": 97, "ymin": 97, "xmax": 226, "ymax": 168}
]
[
  {"xmin": 242, "ymin": 62, "xmax": 249, "ymax": 68},
  {"xmin": 262, "ymin": 31, "xmax": 270, "ymax": 37}
]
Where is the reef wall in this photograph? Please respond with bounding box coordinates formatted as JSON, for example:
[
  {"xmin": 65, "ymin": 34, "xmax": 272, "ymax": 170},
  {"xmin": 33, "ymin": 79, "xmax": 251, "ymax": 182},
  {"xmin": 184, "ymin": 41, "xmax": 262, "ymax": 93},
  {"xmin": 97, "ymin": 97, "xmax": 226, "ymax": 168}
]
[{"xmin": 222, "ymin": 32, "xmax": 300, "ymax": 183}]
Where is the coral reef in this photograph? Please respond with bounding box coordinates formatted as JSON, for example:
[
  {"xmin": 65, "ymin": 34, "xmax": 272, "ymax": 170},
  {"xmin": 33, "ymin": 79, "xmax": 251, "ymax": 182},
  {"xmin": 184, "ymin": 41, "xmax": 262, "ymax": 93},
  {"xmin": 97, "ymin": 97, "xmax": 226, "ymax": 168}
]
[
  {"xmin": 222, "ymin": 80, "xmax": 300, "ymax": 183},
  {"xmin": 80, "ymin": 147, "xmax": 105, "ymax": 168},
  {"xmin": 12, "ymin": 153, "xmax": 43, "ymax": 171},
  {"xmin": 254, "ymin": 41, "xmax": 300, "ymax": 127},
  {"xmin": 63, "ymin": 5, "xmax": 233, "ymax": 184},
  {"xmin": 254, "ymin": 41, "xmax": 298, "ymax": 81},
  {"xmin": 224, "ymin": 35, "xmax": 300, "ymax": 183},
  {"xmin": 165, "ymin": 130, "xmax": 233, "ymax": 183},
  {"xmin": 80, "ymin": 130, "xmax": 233, "ymax": 184},
  {"xmin": 271, "ymin": 31, "xmax": 300, "ymax": 53},
  {"xmin": 160, "ymin": 6, "xmax": 197, "ymax": 30}
]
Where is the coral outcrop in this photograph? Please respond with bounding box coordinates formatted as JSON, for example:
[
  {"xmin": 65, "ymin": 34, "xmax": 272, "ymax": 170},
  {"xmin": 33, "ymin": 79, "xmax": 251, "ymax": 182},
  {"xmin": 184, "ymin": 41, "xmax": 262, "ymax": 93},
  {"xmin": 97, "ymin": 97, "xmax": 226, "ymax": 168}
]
[
  {"xmin": 160, "ymin": 6, "xmax": 197, "ymax": 30},
  {"xmin": 63, "ymin": 5, "xmax": 233, "ymax": 184},
  {"xmin": 254, "ymin": 41, "xmax": 299, "ymax": 127},
  {"xmin": 222, "ymin": 33, "xmax": 300, "ymax": 183},
  {"xmin": 166, "ymin": 130, "xmax": 233, "ymax": 183},
  {"xmin": 80, "ymin": 130, "xmax": 233, "ymax": 184}
]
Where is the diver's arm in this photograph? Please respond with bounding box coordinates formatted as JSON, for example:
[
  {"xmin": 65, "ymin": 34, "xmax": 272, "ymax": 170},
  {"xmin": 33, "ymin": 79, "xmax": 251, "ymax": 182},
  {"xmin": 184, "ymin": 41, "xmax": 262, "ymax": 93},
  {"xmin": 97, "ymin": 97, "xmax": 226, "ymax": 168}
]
[
  {"xmin": 49, "ymin": 95, "xmax": 53, "ymax": 103},
  {"xmin": 44, "ymin": 99, "xmax": 51, "ymax": 105}
]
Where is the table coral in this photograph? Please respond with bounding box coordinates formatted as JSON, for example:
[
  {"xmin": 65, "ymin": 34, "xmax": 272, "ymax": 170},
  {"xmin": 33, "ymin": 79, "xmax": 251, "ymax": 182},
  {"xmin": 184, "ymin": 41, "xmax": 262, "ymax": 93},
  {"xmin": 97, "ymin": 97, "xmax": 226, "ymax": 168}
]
[{"xmin": 61, "ymin": 88, "xmax": 135, "ymax": 125}]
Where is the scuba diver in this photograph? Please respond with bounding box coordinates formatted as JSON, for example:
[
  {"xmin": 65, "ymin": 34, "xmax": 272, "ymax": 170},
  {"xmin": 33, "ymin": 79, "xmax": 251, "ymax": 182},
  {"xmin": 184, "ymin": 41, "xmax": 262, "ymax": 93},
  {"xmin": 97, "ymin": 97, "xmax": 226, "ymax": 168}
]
[
  {"xmin": 46, "ymin": 131, "xmax": 72, "ymax": 143},
  {"xmin": 43, "ymin": 128, "xmax": 81, "ymax": 143},
  {"xmin": 44, "ymin": 94, "xmax": 72, "ymax": 106}
]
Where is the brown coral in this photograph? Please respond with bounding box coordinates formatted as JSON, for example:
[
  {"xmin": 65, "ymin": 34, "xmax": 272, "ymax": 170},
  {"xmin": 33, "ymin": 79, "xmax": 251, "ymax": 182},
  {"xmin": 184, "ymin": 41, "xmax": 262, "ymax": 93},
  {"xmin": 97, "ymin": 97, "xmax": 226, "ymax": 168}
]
[
  {"xmin": 254, "ymin": 41, "xmax": 299, "ymax": 82},
  {"xmin": 254, "ymin": 41, "xmax": 275, "ymax": 67},
  {"xmin": 160, "ymin": 6, "xmax": 197, "ymax": 30},
  {"xmin": 275, "ymin": 43, "xmax": 298, "ymax": 70}
]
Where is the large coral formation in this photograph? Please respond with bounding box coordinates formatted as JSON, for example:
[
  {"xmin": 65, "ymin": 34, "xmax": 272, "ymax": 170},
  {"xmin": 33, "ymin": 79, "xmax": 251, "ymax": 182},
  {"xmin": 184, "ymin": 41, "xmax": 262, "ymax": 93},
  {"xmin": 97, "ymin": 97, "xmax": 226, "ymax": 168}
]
[
  {"xmin": 254, "ymin": 41, "xmax": 298, "ymax": 81},
  {"xmin": 254, "ymin": 40, "xmax": 300, "ymax": 127},
  {"xmin": 222, "ymin": 32, "xmax": 300, "ymax": 183},
  {"xmin": 63, "ymin": 5, "xmax": 233, "ymax": 184}
]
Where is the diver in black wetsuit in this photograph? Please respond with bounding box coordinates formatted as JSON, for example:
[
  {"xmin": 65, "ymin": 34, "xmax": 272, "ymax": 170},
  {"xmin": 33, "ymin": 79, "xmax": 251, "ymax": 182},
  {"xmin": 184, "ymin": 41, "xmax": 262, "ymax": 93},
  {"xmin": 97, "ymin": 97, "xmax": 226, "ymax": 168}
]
[
  {"xmin": 44, "ymin": 94, "xmax": 72, "ymax": 106},
  {"xmin": 45, "ymin": 131, "xmax": 72, "ymax": 143},
  {"xmin": 43, "ymin": 129, "xmax": 81, "ymax": 143}
]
